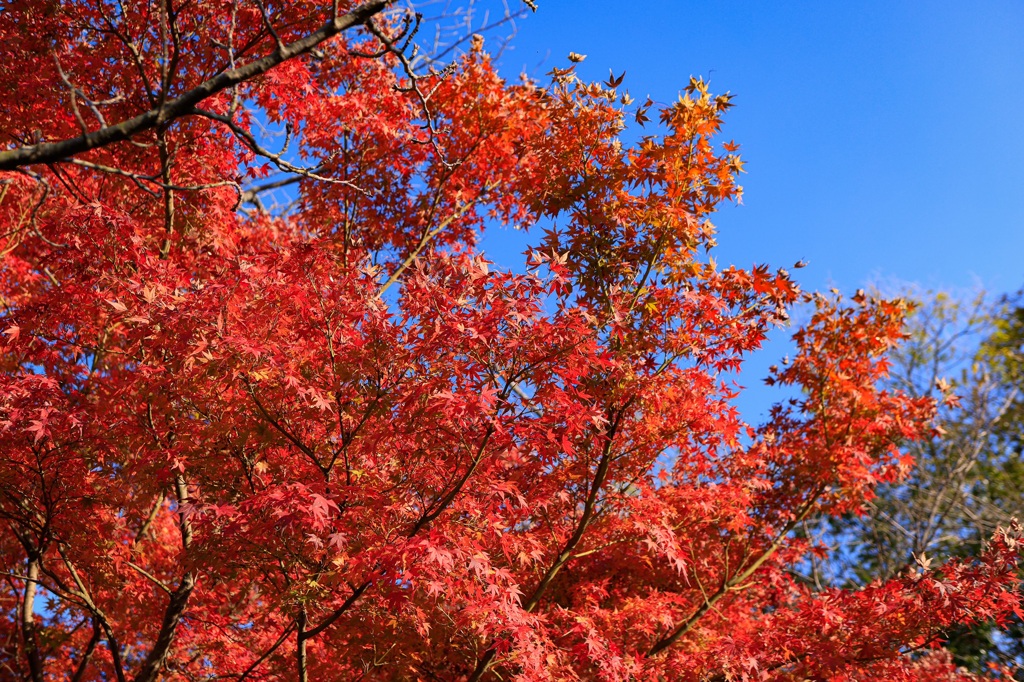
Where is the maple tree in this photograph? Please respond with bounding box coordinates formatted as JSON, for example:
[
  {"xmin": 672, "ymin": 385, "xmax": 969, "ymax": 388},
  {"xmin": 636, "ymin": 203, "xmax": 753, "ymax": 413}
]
[
  {"xmin": 817, "ymin": 289, "xmax": 1024, "ymax": 675},
  {"xmin": 0, "ymin": 1, "xmax": 1020, "ymax": 680}
]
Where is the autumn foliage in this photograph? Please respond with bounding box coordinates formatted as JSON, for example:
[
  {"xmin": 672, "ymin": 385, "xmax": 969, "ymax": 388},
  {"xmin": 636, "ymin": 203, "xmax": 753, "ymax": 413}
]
[{"xmin": 0, "ymin": 2, "xmax": 1019, "ymax": 680}]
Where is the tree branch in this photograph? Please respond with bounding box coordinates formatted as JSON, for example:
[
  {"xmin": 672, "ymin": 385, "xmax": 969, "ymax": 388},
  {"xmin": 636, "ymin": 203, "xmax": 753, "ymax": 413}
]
[
  {"xmin": 467, "ymin": 407, "xmax": 627, "ymax": 682},
  {"xmin": 296, "ymin": 608, "xmax": 308, "ymax": 682},
  {"xmin": 300, "ymin": 581, "xmax": 370, "ymax": 641},
  {"xmin": 0, "ymin": 0, "xmax": 391, "ymax": 171},
  {"xmin": 133, "ymin": 475, "xmax": 196, "ymax": 682},
  {"xmin": 21, "ymin": 557, "xmax": 44, "ymax": 682},
  {"xmin": 646, "ymin": 498, "xmax": 820, "ymax": 658},
  {"xmin": 378, "ymin": 180, "xmax": 499, "ymax": 296},
  {"xmin": 69, "ymin": 619, "xmax": 101, "ymax": 682},
  {"xmin": 234, "ymin": 620, "xmax": 298, "ymax": 682},
  {"xmin": 56, "ymin": 548, "xmax": 127, "ymax": 682}
]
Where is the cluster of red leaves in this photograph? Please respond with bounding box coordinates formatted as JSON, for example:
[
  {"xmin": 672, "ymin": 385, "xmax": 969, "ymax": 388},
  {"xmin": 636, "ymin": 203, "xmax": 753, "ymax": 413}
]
[{"xmin": 0, "ymin": 2, "xmax": 1019, "ymax": 681}]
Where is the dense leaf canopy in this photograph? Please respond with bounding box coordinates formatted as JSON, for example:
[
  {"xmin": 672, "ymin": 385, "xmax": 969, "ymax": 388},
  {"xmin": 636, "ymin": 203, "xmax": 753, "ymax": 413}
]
[{"xmin": 0, "ymin": 2, "xmax": 1019, "ymax": 680}]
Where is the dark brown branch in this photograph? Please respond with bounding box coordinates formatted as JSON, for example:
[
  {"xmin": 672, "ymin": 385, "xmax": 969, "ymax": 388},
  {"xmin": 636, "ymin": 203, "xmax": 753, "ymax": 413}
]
[
  {"xmin": 133, "ymin": 475, "xmax": 196, "ymax": 682},
  {"xmin": 239, "ymin": 175, "xmax": 304, "ymax": 204},
  {"xmin": 67, "ymin": 159, "xmax": 239, "ymax": 194},
  {"xmin": 365, "ymin": 15, "xmax": 453, "ymax": 167},
  {"xmin": 0, "ymin": 0, "xmax": 391, "ymax": 171},
  {"xmin": 234, "ymin": 620, "xmax": 298, "ymax": 682},
  {"xmin": 522, "ymin": 414, "xmax": 624, "ymax": 613},
  {"xmin": 69, "ymin": 619, "xmax": 101, "ymax": 682},
  {"xmin": 132, "ymin": 574, "xmax": 196, "ymax": 682},
  {"xmin": 301, "ymin": 379, "xmax": 515, "ymax": 646},
  {"xmin": 295, "ymin": 608, "xmax": 308, "ymax": 682},
  {"xmin": 243, "ymin": 378, "xmax": 325, "ymax": 473},
  {"xmin": 408, "ymin": 424, "xmax": 495, "ymax": 537},
  {"xmin": 157, "ymin": 128, "xmax": 176, "ymax": 259},
  {"xmin": 300, "ymin": 581, "xmax": 370, "ymax": 641}
]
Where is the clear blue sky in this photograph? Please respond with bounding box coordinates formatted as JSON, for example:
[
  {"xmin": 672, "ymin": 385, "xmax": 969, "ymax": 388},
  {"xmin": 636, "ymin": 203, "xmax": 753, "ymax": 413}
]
[
  {"xmin": 479, "ymin": 0, "xmax": 1024, "ymax": 294},
  {"xmin": 473, "ymin": 0, "xmax": 1024, "ymax": 418}
]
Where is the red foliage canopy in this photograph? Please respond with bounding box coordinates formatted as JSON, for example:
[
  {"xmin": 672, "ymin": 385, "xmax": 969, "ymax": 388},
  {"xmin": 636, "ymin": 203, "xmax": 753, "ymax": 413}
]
[{"xmin": 0, "ymin": 2, "xmax": 1019, "ymax": 680}]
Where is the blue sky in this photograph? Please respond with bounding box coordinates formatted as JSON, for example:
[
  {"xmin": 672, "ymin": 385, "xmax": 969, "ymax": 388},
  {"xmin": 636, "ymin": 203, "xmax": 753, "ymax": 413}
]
[
  {"xmin": 479, "ymin": 0, "xmax": 1024, "ymax": 293},
  {"xmin": 471, "ymin": 0, "xmax": 1024, "ymax": 418}
]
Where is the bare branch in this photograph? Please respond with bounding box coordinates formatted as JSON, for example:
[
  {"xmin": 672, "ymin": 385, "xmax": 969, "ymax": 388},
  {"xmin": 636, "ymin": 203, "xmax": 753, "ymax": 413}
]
[{"xmin": 190, "ymin": 109, "xmax": 370, "ymax": 196}]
